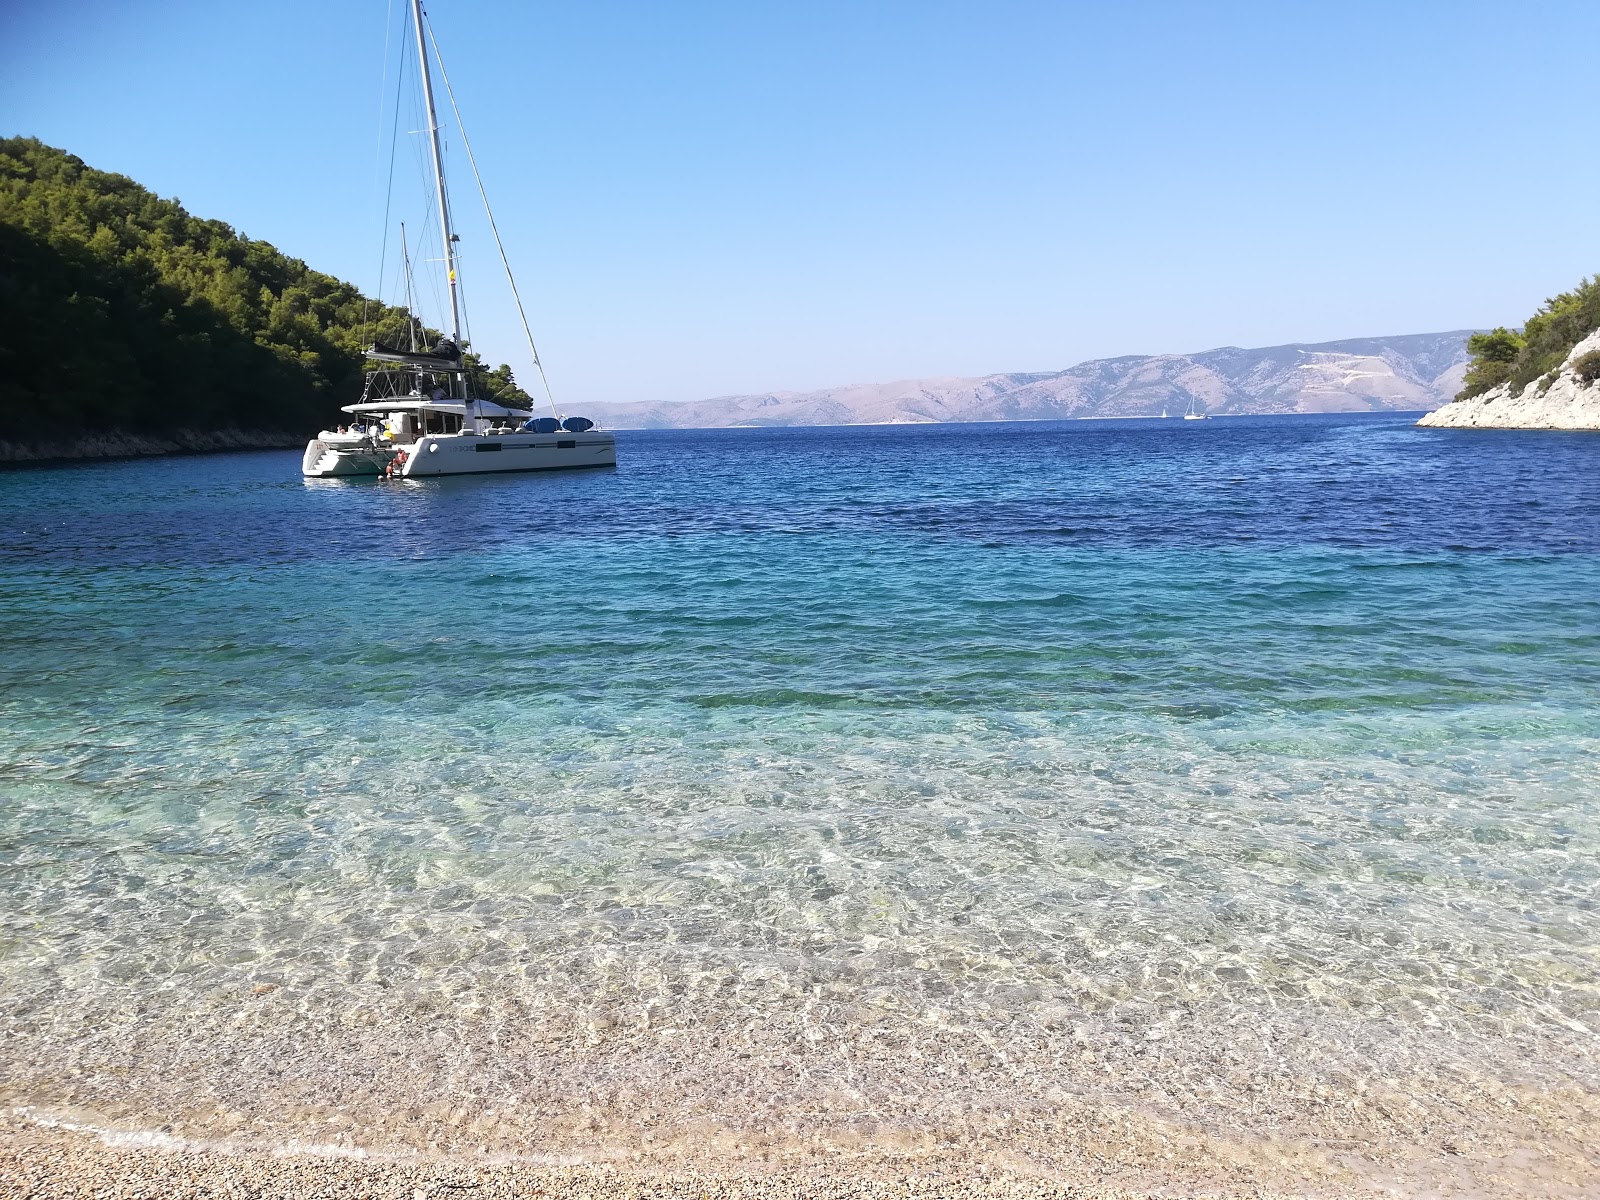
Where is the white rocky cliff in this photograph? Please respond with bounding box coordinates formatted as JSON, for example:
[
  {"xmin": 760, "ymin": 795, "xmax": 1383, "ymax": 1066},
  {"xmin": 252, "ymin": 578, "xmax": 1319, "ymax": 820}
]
[{"xmin": 1418, "ymin": 328, "xmax": 1600, "ymax": 430}]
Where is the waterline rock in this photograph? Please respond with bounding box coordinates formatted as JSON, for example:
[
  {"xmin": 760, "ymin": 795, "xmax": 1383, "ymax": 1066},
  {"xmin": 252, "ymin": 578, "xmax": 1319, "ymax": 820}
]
[{"xmin": 0, "ymin": 428, "xmax": 304, "ymax": 464}]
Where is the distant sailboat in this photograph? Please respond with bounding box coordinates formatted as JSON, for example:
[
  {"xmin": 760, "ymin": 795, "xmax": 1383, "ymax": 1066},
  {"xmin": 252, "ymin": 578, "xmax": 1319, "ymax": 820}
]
[
  {"xmin": 1160, "ymin": 406, "xmax": 1168, "ymax": 418},
  {"xmin": 1183, "ymin": 396, "xmax": 1208, "ymax": 420}
]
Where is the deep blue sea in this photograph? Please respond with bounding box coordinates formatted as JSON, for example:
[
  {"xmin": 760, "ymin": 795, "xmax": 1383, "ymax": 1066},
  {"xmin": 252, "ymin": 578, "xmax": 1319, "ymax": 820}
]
[{"xmin": 2, "ymin": 414, "xmax": 1598, "ymax": 1184}]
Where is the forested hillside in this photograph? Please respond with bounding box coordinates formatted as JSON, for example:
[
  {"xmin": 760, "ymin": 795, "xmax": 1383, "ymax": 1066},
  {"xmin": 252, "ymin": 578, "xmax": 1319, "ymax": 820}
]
[{"xmin": 0, "ymin": 138, "xmax": 526, "ymax": 443}]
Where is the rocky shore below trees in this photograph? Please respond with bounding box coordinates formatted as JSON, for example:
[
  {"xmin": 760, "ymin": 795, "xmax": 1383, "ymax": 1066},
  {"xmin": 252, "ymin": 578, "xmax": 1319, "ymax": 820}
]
[
  {"xmin": 0, "ymin": 429, "xmax": 305, "ymax": 465},
  {"xmin": 1419, "ymin": 321, "xmax": 1600, "ymax": 431}
]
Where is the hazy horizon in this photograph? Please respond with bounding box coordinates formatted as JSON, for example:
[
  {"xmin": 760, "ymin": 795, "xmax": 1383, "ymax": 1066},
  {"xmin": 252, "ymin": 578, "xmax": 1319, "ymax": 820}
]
[{"xmin": 642, "ymin": 326, "xmax": 1482, "ymax": 403}]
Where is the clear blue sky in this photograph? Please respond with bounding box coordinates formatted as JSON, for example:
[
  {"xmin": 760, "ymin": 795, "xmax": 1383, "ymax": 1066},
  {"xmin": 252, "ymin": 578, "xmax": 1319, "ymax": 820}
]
[{"xmin": 8, "ymin": 1, "xmax": 1598, "ymax": 406}]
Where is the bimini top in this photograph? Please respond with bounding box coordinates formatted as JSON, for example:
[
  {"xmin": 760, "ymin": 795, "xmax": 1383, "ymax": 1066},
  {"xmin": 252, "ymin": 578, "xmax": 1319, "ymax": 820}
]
[
  {"xmin": 365, "ymin": 337, "xmax": 466, "ymax": 372},
  {"xmin": 341, "ymin": 398, "xmax": 533, "ymax": 418}
]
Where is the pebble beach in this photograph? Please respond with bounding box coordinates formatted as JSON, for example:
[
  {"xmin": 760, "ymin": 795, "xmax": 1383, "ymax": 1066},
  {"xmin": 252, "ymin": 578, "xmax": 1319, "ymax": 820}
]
[{"xmin": 5, "ymin": 1094, "xmax": 1598, "ymax": 1200}]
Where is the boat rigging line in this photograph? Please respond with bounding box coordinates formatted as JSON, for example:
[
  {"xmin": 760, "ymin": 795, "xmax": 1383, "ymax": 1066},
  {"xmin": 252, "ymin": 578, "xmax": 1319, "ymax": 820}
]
[
  {"xmin": 399, "ymin": 222, "xmax": 418, "ymax": 352},
  {"xmin": 365, "ymin": 8, "xmax": 412, "ymax": 353},
  {"xmin": 422, "ymin": 7, "xmax": 563, "ymax": 421},
  {"xmin": 411, "ymin": 0, "xmax": 462, "ymax": 361}
]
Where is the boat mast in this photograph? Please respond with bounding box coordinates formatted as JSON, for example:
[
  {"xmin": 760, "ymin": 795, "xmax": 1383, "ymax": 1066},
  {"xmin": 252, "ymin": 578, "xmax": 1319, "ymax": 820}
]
[{"xmin": 411, "ymin": 0, "xmax": 462, "ymax": 367}]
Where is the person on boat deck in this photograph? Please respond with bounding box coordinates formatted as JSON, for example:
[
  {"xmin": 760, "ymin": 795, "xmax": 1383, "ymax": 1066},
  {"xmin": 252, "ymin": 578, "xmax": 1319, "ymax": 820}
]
[{"xmin": 430, "ymin": 383, "xmax": 446, "ymax": 403}]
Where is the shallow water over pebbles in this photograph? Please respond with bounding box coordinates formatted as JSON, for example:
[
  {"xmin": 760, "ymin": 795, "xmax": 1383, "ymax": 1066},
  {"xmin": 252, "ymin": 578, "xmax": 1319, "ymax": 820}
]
[{"xmin": 2, "ymin": 417, "xmax": 1598, "ymax": 1192}]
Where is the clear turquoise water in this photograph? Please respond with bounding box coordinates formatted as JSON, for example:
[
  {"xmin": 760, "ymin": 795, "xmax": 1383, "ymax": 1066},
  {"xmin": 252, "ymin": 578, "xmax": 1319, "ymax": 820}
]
[{"xmin": 2, "ymin": 416, "xmax": 1598, "ymax": 1178}]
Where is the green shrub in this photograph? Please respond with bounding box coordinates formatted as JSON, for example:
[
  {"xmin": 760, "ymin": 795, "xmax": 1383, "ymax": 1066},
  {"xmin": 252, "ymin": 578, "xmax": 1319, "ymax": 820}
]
[
  {"xmin": 1457, "ymin": 327, "xmax": 1523, "ymax": 399},
  {"xmin": 1574, "ymin": 349, "xmax": 1600, "ymax": 386},
  {"xmin": 1457, "ymin": 277, "xmax": 1600, "ymax": 400}
]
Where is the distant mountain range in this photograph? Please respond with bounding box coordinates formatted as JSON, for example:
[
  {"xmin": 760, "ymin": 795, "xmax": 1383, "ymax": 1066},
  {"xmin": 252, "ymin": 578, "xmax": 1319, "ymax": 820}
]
[{"xmin": 588, "ymin": 331, "xmax": 1475, "ymax": 429}]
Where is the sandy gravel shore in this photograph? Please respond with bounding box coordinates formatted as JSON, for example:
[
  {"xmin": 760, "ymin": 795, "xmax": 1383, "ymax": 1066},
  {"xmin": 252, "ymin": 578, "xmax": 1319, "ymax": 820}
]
[
  {"xmin": 0, "ymin": 1113, "xmax": 1274, "ymax": 1200},
  {"xmin": 11, "ymin": 1107, "xmax": 1600, "ymax": 1200}
]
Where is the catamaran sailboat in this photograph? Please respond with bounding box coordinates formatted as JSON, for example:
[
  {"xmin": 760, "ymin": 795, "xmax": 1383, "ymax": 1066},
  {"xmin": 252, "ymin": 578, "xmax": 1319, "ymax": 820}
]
[{"xmin": 303, "ymin": 0, "xmax": 614, "ymax": 479}]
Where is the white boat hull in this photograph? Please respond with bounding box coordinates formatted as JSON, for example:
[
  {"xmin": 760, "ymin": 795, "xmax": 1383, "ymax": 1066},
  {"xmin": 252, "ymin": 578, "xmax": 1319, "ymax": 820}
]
[
  {"xmin": 403, "ymin": 431, "xmax": 616, "ymax": 475},
  {"xmin": 303, "ymin": 431, "xmax": 616, "ymax": 478}
]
